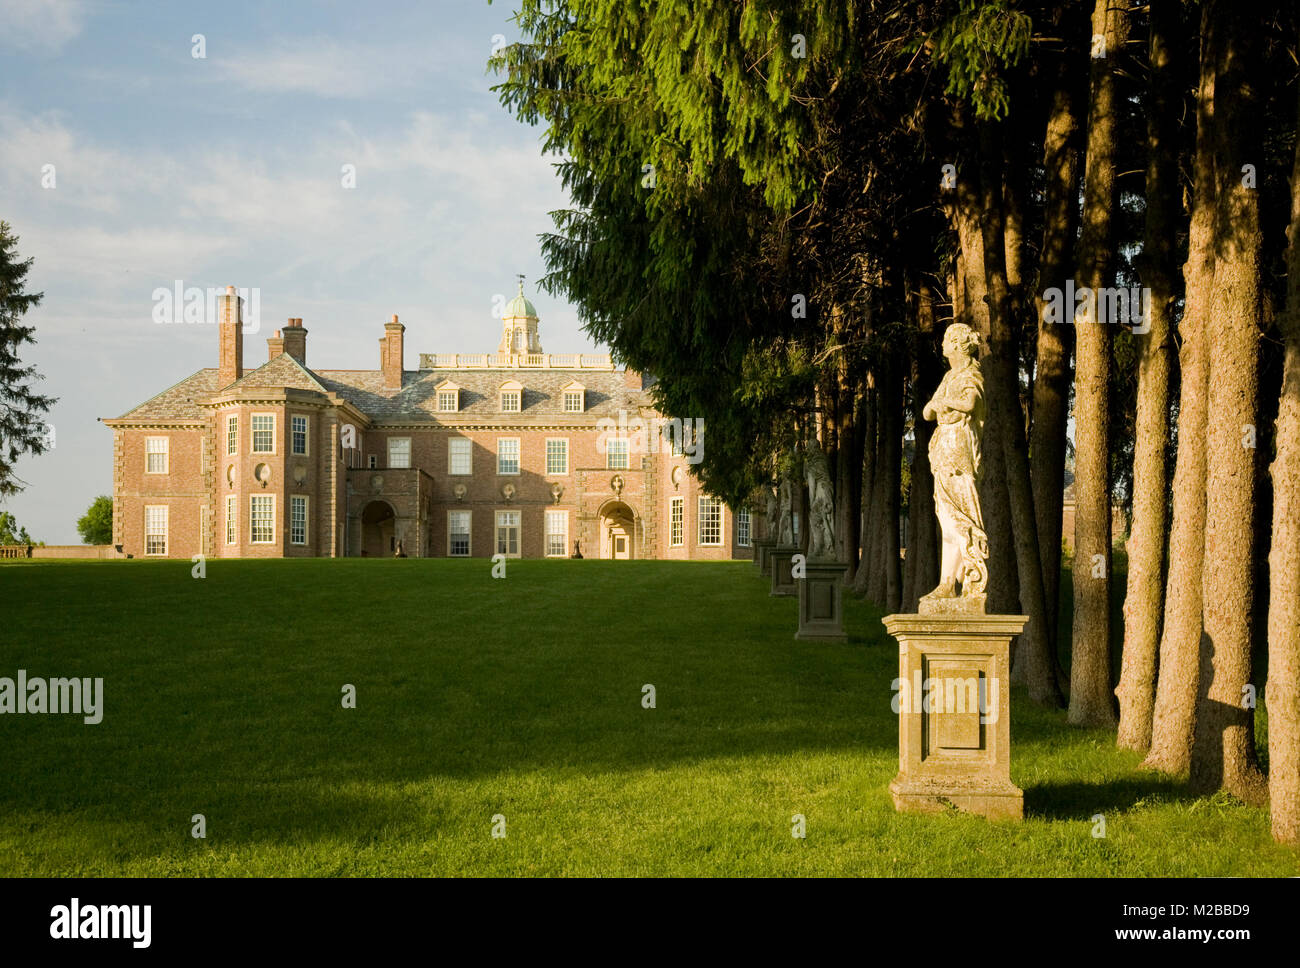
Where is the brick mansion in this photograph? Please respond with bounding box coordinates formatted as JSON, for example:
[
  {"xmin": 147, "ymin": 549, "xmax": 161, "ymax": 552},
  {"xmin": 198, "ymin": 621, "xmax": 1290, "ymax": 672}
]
[{"xmin": 104, "ymin": 285, "xmax": 755, "ymax": 561}]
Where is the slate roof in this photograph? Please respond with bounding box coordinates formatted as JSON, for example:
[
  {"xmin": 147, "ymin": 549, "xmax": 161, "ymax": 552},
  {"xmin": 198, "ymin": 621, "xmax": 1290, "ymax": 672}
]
[
  {"xmin": 111, "ymin": 358, "xmax": 649, "ymax": 424},
  {"xmin": 108, "ymin": 369, "xmax": 220, "ymax": 422},
  {"xmin": 314, "ymin": 368, "xmax": 648, "ymax": 421}
]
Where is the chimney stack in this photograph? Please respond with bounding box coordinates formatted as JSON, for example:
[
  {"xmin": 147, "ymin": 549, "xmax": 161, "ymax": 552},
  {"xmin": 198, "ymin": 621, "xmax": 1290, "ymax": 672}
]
[
  {"xmin": 267, "ymin": 330, "xmax": 285, "ymax": 361},
  {"xmin": 380, "ymin": 314, "xmax": 405, "ymax": 390},
  {"xmin": 282, "ymin": 317, "xmax": 307, "ymax": 364},
  {"xmin": 218, "ymin": 285, "xmax": 243, "ymax": 388}
]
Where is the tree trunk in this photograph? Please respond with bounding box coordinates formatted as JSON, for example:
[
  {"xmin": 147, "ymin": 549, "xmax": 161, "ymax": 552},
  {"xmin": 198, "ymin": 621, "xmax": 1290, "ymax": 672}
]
[
  {"xmin": 952, "ymin": 151, "xmax": 1019, "ymax": 617},
  {"xmin": 1030, "ymin": 3, "xmax": 1086, "ymax": 662},
  {"xmin": 1267, "ymin": 60, "xmax": 1300, "ymax": 840},
  {"xmin": 1188, "ymin": 4, "xmax": 1267, "ymax": 805},
  {"xmin": 1144, "ymin": 1, "xmax": 1216, "ymax": 774},
  {"xmin": 1116, "ymin": 0, "xmax": 1178, "ymax": 751},
  {"xmin": 979, "ymin": 122, "xmax": 1064, "ymax": 707},
  {"xmin": 1068, "ymin": 0, "xmax": 1128, "ymax": 728}
]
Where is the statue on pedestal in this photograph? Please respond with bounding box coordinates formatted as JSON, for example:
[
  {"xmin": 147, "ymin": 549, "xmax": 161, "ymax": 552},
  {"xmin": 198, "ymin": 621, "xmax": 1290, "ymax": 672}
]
[
  {"xmin": 803, "ymin": 440, "xmax": 836, "ymax": 561},
  {"xmin": 776, "ymin": 474, "xmax": 796, "ymax": 547},
  {"xmin": 765, "ymin": 485, "xmax": 779, "ymax": 542},
  {"xmin": 919, "ymin": 322, "xmax": 988, "ymax": 611}
]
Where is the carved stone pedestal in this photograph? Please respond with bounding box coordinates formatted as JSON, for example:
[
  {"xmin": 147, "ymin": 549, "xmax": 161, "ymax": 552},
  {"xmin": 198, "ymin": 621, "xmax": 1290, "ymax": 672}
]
[
  {"xmin": 753, "ymin": 538, "xmax": 774, "ymax": 576},
  {"xmin": 769, "ymin": 546, "xmax": 798, "ymax": 597},
  {"xmin": 796, "ymin": 561, "xmax": 848, "ymax": 642},
  {"xmin": 881, "ymin": 612, "xmax": 1028, "ymax": 821}
]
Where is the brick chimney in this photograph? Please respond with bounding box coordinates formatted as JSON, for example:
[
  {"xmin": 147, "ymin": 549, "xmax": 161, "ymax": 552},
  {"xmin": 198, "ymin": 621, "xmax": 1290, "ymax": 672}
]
[
  {"xmin": 266, "ymin": 330, "xmax": 285, "ymax": 361},
  {"xmin": 282, "ymin": 317, "xmax": 307, "ymax": 364},
  {"xmin": 380, "ymin": 314, "xmax": 405, "ymax": 390},
  {"xmin": 218, "ymin": 285, "xmax": 243, "ymax": 388}
]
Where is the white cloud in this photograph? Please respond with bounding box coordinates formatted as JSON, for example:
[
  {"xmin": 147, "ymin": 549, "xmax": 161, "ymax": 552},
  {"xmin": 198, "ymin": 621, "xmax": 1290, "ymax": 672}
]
[{"xmin": 0, "ymin": 0, "xmax": 88, "ymax": 52}]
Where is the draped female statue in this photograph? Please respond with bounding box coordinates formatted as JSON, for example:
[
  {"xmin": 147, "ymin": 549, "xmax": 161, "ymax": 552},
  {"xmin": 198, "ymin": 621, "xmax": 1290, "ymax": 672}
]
[{"xmin": 919, "ymin": 322, "xmax": 988, "ymax": 610}]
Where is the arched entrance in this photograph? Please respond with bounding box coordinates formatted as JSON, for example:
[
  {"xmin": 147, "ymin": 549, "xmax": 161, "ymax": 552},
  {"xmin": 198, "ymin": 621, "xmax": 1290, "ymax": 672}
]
[
  {"xmin": 360, "ymin": 500, "xmax": 396, "ymax": 557},
  {"xmin": 598, "ymin": 501, "xmax": 636, "ymax": 559}
]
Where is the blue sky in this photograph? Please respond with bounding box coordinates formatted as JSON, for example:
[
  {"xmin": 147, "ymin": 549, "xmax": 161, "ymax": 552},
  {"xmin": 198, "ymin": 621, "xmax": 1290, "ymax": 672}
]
[{"xmin": 0, "ymin": 0, "xmax": 595, "ymax": 543}]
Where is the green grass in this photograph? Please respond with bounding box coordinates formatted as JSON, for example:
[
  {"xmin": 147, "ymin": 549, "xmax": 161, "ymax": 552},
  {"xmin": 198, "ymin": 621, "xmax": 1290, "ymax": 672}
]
[{"xmin": 0, "ymin": 558, "xmax": 1294, "ymax": 876}]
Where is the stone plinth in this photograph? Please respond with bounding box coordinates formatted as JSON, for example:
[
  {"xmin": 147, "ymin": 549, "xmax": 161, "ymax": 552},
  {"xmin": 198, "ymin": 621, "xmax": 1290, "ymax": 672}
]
[
  {"xmin": 881, "ymin": 612, "xmax": 1028, "ymax": 821},
  {"xmin": 769, "ymin": 546, "xmax": 798, "ymax": 597},
  {"xmin": 796, "ymin": 561, "xmax": 848, "ymax": 642},
  {"xmin": 753, "ymin": 538, "xmax": 775, "ymax": 576}
]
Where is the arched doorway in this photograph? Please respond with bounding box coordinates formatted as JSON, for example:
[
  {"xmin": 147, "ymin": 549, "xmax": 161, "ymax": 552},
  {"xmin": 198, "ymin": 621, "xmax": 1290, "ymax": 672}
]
[
  {"xmin": 360, "ymin": 500, "xmax": 396, "ymax": 557},
  {"xmin": 598, "ymin": 501, "xmax": 636, "ymax": 559}
]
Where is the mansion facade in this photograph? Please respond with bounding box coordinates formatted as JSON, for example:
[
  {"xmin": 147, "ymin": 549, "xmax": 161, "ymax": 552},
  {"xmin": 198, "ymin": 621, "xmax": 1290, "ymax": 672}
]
[{"xmin": 104, "ymin": 285, "xmax": 755, "ymax": 561}]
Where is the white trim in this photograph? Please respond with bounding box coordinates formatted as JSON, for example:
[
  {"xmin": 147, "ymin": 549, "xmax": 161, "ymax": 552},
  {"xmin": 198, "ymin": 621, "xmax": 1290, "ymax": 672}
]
[
  {"xmin": 291, "ymin": 414, "xmax": 310, "ymax": 457},
  {"xmin": 387, "ymin": 436, "xmax": 411, "ymax": 468},
  {"xmin": 250, "ymin": 494, "xmax": 276, "ymax": 544},
  {"xmin": 669, "ymin": 496, "xmax": 684, "ymax": 547},
  {"xmin": 697, "ymin": 496, "xmax": 723, "ymax": 546},
  {"xmin": 226, "ymin": 494, "xmax": 237, "ymax": 545},
  {"xmin": 144, "ymin": 504, "xmax": 168, "ymax": 556},
  {"xmin": 545, "ymin": 437, "xmax": 569, "ymax": 476},
  {"xmin": 497, "ymin": 437, "xmax": 520, "ymax": 475},
  {"xmin": 545, "ymin": 509, "xmax": 568, "ymax": 557},
  {"xmin": 495, "ymin": 509, "xmax": 521, "ymax": 558},
  {"xmin": 145, "ymin": 436, "xmax": 169, "ymax": 474},
  {"xmin": 447, "ymin": 509, "xmax": 471, "ymax": 556},
  {"xmin": 448, "ymin": 437, "xmax": 471, "ymax": 475},
  {"xmin": 251, "ymin": 412, "xmax": 276, "ymax": 454},
  {"xmin": 290, "ymin": 494, "xmax": 308, "ymax": 546}
]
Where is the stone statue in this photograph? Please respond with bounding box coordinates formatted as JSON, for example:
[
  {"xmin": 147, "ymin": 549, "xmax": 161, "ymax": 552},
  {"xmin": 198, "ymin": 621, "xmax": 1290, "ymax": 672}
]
[
  {"xmin": 919, "ymin": 322, "xmax": 988, "ymax": 610},
  {"xmin": 803, "ymin": 440, "xmax": 836, "ymax": 561},
  {"xmin": 777, "ymin": 474, "xmax": 796, "ymax": 547},
  {"xmin": 764, "ymin": 486, "xmax": 779, "ymax": 539}
]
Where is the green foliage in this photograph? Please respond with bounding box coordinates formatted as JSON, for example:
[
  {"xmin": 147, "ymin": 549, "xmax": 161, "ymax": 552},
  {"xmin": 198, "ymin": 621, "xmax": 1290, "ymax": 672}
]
[
  {"xmin": 77, "ymin": 495, "xmax": 113, "ymax": 545},
  {"xmin": 0, "ymin": 509, "xmax": 33, "ymax": 545},
  {"xmin": 921, "ymin": 0, "xmax": 1032, "ymax": 121},
  {"xmin": 0, "ymin": 221, "xmax": 55, "ymax": 497}
]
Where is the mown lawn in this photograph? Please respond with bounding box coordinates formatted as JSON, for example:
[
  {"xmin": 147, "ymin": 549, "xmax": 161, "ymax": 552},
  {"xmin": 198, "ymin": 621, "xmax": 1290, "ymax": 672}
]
[{"xmin": 0, "ymin": 558, "xmax": 1294, "ymax": 876}]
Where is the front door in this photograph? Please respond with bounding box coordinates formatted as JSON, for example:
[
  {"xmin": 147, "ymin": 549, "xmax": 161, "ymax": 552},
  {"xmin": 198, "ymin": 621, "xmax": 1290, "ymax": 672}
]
[{"xmin": 614, "ymin": 533, "xmax": 628, "ymax": 559}]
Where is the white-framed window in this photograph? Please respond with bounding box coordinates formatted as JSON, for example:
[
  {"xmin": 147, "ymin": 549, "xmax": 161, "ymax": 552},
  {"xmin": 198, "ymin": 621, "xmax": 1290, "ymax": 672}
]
[
  {"xmin": 564, "ymin": 390, "xmax": 584, "ymax": 413},
  {"xmin": 669, "ymin": 497, "xmax": 684, "ymax": 547},
  {"xmin": 250, "ymin": 495, "xmax": 275, "ymax": 543},
  {"xmin": 606, "ymin": 438, "xmax": 628, "ymax": 470},
  {"xmin": 145, "ymin": 436, "xmax": 168, "ymax": 474},
  {"xmin": 698, "ymin": 496, "xmax": 722, "ymax": 545},
  {"xmin": 226, "ymin": 416, "xmax": 238, "ymax": 456},
  {"xmin": 546, "ymin": 438, "xmax": 568, "ymax": 476},
  {"xmin": 252, "ymin": 414, "xmax": 275, "ymax": 453},
  {"xmin": 449, "ymin": 437, "xmax": 471, "ymax": 475},
  {"xmin": 737, "ymin": 508, "xmax": 751, "ymax": 547},
  {"xmin": 290, "ymin": 495, "xmax": 308, "ymax": 545},
  {"xmin": 368, "ymin": 454, "xmax": 378, "ymax": 469},
  {"xmin": 225, "ymin": 494, "xmax": 237, "ymax": 545},
  {"xmin": 545, "ymin": 510, "xmax": 568, "ymax": 557},
  {"xmin": 448, "ymin": 510, "xmax": 471, "ymax": 556},
  {"xmin": 500, "ymin": 389, "xmax": 521, "ymax": 412},
  {"xmin": 498, "ymin": 438, "xmax": 520, "ymax": 475},
  {"xmin": 437, "ymin": 389, "xmax": 458, "ymax": 412},
  {"xmin": 144, "ymin": 505, "xmax": 168, "ymax": 555},
  {"xmin": 388, "ymin": 437, "xmax": 411, "ymax": 468},
  {"xmin": 496, "ymin": 510, "xmax": 521, "ymax": 557},
  {"xmin": 291, "ymin": 415, "xmax": 309, "ymax": 456}
]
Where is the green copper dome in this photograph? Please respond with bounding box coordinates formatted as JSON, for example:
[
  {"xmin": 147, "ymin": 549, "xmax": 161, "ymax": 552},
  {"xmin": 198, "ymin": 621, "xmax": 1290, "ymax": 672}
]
[{"xmin": 504, "ymin": 279, "xmax": 537, "ymax": 318}]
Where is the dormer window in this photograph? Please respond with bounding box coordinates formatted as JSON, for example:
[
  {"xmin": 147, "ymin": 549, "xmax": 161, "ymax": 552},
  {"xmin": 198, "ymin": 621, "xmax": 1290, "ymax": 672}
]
[
  {"xmin": 562, "ymin": 380, "xmax": 585, "ymax": 413},
  {"xmin": 499, "ymin": 379, "xmax": 523, "ymax": 413},
  {"xmin": 436, "ymin": 380, "xmax": 461, "ymax": 413}
]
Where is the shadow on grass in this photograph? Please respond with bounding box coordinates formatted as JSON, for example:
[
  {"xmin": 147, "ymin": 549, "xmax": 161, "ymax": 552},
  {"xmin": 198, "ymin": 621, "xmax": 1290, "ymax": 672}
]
[{"xmin": 1025, "ymin": 775, "xmax": 1192, "ymax": 820}]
